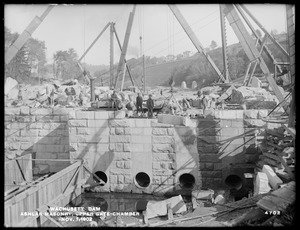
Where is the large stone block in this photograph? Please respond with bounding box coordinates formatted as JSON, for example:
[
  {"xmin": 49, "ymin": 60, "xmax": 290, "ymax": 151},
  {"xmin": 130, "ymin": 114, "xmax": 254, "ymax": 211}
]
[
  {"xmin": 94, "ymin": 111, "xmax": 110, "ymax": 119},
  {"xmin": 152, "ymin": 128, "xmax": 168, "ymax": 136},
  {"xmin": 87, "ymin": 120, "xmax": 108, "ymax": 128},
  {"xmin": 5, "ymin": 107, "xmax": 21, "ymax": 115},
  {"xmin": 219, "ymin": 110, "xmax": 238, "ymax": 119},
  {"xmin": 52, "ymin": 107, "xmax": 76, "ymax": 115},
  {"xmin": 76, "ymin": 111, "xmax": 95, "ymax": 119},
  {"xmin": 153, "ymin": 144, "xmax": 174, "ymax": 153},
  {"xmin": 220, "ymin": 127, "xmax": 243, "ymax": 137},
  {"xmin": 262, "ymin": 165, "xmax": 283, "ymax": 190},
  {"xmin": 31, "ymin": 108, "xmax": 53, "ymax": 116},
  {"xmin": 69, "ymin": 120, "xmax": 87, "ymax": 127},
  {"xmin": 151, "ymin": 121, "xmax": 174, "ymax": 127},
  {"xmin": 131, "ymin": 135, "xmax": 151, "ymax": 144},
  {"xmin": 244, "ymin": 119, "xmax": 266, "ymax": 128},
  {"xmin": 135, "ymin": 119, "xmax": 152, "ymax": 127},
  {"xmin": 153, "ymin": 153, "xmax": 175, "ymax": 161},
  {"xmin": 113, "ymin": 152, "xmax": 131, "ymax": 161},
  {"xmin": 167, "ymin": 128, "xmax": 175, "ymax": 136},
  {"xmin": 153, "ymin": 136, "xmax": 174, "ymax": 144},
  {"xmin": 157, "ymin": 114, "xmax": 185, "ymax": 126},
  {"xmin": 230, "ymin": 120, "xmax": 244, "ymax": 128},
  {"xmin": 109, "ymin": 120, "xmax": 130, "ymax": 127},
  {"xmin": 253, "ymin": 172, "xmax": 271, "ymax": 196},
  {"xmin": 110, "ymin": 135, "xmax": 131, "ymax": 143},
  {"xmin": 244, "ymin": 110, "xmax": 258, "ymax": 119},
  {"xmin": 110, "ymin": 175, "xmax": 118, "ymax": 184},
  {"xmin": 129, "ymin": 143, "xmax": 144, "ymax": 152}
]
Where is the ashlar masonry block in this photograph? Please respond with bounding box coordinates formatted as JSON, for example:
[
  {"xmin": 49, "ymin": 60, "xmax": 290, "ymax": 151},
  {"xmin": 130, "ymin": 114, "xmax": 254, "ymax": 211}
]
[
  {"xmin": 151, "ymin": 127, "xmax": 167, "ymax": 136},
  {"xmin": 262, "ymin": 165, "xmax": 283, "ymax": 190},
  {"xmin": 76, "ymin": 111, "xmax": 95, "ymax": 119},
  {"xmin": 131, "ymin": 135, "xmax": 152, "ymax": 144},
  {"xmin": 69, "ymin": 120, "xmax": 87, "ymax": 127},
  {"xmin": 153, "ymin": 136, "xmax": 174, "ymax": 144}
]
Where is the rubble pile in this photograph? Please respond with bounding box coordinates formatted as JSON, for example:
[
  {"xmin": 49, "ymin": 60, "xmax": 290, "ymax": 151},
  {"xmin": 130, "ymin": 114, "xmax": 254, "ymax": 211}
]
[{"xmin": 258, "ymin": 126, "xmax": 295, "ymax": 182}]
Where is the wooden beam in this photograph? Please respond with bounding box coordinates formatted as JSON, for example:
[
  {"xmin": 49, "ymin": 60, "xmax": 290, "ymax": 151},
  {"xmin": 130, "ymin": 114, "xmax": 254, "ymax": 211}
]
[
  {"xmin": 223, "ymin": 4, "xmax": 287, "ymax": 111},
  {"xmin": 78, "ymin": 22, "xmax": 110, "ymax": 62},
  {"xmin": 114, "ymin": 5, "xmax": 136, "ymax": 88},
  {"xmin": 169, "ymin": 4, "xmax": 226, "ymax": 83},
  {"xmin": 43, "ymin": 212, "xmax": 64, "ymax": 227},
  {"xmin": 62, "ymin": 165, "xmax": 80, "ymax": 195}
]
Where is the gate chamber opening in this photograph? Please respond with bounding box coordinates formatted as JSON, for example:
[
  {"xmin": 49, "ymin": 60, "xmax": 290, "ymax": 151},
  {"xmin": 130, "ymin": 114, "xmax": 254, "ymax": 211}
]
[
  {"xmin": 93, "ymin": 171, "xmax": 108, "ymax": 186},
  {"xmin": 225, "ymin": 174, "xmax": 243, "ymax": 191},
  {"xmin": 179, "ymin": 173, "xmax": 195, "ymax": 189},
  {"xmin": 135, "ymin": 172, "xmax": 151, "ymax": 188}
]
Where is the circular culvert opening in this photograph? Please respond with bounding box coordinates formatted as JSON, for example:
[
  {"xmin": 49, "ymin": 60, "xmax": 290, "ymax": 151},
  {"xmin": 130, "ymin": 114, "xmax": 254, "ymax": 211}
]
[
  {"xmin": 93, "ymin": 171, "xmax": 108, "ymax": 186},
  {"xmin": 179, "ymin": 173, "xmax": 195, "ymax": 189},
  {"xmin": 135, "ymin": 200, "xmax": 148, "ymax": 212},
  {"xmin": 135, "ymin": 172, "xmax": 151, "ymax": 188},
  {"xmin": 225, "ymin": 175, "xmax": 243, "ymax": 191}
]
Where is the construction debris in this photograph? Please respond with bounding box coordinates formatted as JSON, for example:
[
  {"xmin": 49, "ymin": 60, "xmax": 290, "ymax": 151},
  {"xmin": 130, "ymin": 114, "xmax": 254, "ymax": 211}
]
[{"xmin": 145, "ymin": 195, "xmax": 187, "ymax": 219}]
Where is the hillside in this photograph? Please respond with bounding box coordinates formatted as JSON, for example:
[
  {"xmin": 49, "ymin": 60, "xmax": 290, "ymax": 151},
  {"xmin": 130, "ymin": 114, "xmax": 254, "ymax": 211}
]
[{"xmin": 90, "ymin": 35, "xmax": 288, "ymax": 89}]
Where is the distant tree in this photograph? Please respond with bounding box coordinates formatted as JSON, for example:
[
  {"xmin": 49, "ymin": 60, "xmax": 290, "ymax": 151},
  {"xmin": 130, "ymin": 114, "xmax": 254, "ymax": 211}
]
[
  {"xmin": 26, "ymin": 38, "xmax": 47, "ymax": 76},
  {"xmin": 5, "ymin": 27, "xmax": 31, "ymax": 82},
  {"xmin": 53, "ymin": 48, "xmax": 82, "ymax": 80},
  {"xmin": 210, "ymin": 40, "xmax": 218, "ymax": 50}
]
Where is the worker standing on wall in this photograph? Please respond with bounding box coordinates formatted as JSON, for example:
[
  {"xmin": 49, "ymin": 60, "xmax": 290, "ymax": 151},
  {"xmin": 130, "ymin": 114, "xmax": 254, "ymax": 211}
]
[
  {"xmin": 136, "ymin": 92, "xmax": 143, "ymax": 117},
  {"xmin": 110, "ymin": 90, "xmax": 118, "ymax": 110},
  {"xmin": 147, "ymin": 94, "xmax": 154, "ymax": 118}
]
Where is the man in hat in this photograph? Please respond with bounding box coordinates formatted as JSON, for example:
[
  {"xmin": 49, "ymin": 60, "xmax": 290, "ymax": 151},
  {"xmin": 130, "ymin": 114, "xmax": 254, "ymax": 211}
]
[{"xmin": 147, "ymin": 94, "xmax": 154, "ymax": 118}]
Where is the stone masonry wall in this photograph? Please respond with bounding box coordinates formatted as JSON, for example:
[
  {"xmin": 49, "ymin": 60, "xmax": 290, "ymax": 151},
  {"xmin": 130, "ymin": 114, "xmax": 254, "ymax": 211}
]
[
  {"xmin": 68, "ymin": 110, "xmax": 200, "ymax": 195},
  {"xmin": 197, "ymin": 109, "xmax": 274, "ymax": 189},
  {"xmin": 5, "ymin": 106, "xmax": 77, "ymax": 175}
]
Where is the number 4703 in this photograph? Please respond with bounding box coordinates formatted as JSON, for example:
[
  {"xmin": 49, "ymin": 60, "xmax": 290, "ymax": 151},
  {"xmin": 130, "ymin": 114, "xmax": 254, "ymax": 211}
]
[{"xmin": 265, "ymin": 211, "xmax": 281, "ymax": 215}]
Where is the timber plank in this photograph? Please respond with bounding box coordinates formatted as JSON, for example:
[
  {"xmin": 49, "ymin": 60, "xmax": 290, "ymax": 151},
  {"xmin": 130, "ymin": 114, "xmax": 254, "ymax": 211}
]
[
  {"xmin": 282, "ymin": 124, "xmax": 295, "ymax": 138},
  {"xmin": 257, "ymin": 195, "xmax": 291, "ymax": 211},
  {"xmin": 257, "ymin": 181, "xmax": 295, "ymax": 211}
]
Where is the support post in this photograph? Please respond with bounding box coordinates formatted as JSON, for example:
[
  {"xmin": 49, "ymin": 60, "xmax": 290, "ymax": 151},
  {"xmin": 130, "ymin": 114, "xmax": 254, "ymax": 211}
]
[
  {"xmin": 114, "ymin": 5, "xmax": 136, "ymax": 88},
  {"xmin": 219, "ymin": 4, "xmax": 230, "ymax": 82},
  {"xmin": 239, "ymin": 4, "xmax": 289, "ymax": 58},
  {"xmin": 120, "ymin": 63, "xmax": 127, "ymax": 91},
  {"xmin": 90, "ymin": 77, "xmax": 95, "ymax": 102},
  {"xmin": 246, "ymin": 34, "xmax": 268, "ymax": 86},
  {"xmin": 223, "ymin": 4, "xmax": 286, "ymax": 110},
  {"xmin": 113, "ymin": 25, "xmax": 137, "ymax": 88},
  {"xmin": 110, "ymin": 22, "xmax": 115, "ymax": 89},
  {"xmin": 143, "ymin": 55, "xmax": 146, "ymax": 93}
]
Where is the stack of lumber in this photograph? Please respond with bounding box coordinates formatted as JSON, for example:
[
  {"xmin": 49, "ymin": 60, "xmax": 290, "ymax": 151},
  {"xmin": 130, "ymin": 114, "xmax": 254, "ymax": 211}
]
[{"xmin": 257, "ymin": 125, "xmax": 295, "ymax": 181}]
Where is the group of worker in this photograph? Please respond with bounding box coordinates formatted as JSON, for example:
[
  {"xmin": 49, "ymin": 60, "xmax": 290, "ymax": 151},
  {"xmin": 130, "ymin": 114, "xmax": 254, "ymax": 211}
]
[{"xmin": 110, "ymin": 90, "xmax": 154, "ymax": 118}]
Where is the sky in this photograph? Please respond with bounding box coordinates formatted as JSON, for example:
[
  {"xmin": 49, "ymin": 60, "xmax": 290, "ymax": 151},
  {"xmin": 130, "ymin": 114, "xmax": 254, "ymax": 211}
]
[{"xmin": 4, "ymin": 4, "xmax": 288, "ymax": 66}]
